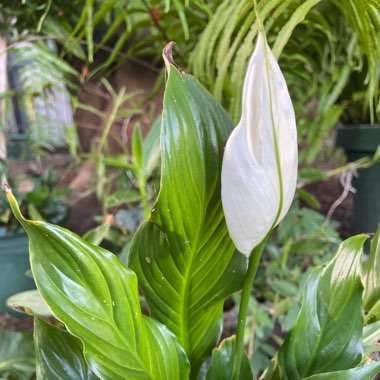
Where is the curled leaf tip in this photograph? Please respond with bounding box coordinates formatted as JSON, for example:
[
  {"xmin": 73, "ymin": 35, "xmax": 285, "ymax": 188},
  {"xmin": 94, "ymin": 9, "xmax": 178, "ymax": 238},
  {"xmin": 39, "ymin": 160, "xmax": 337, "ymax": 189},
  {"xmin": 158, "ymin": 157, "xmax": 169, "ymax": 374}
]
[
  {"xmin": 163, "ymin": 41, "xmax": 176, "ymax": 61},
  {"xmin": 10, "ymin": 304, "xmax": 27, "ymax": 314},
  {"xmin": 163, "ymin": 41, "xmax": 184, "ymax": 73},
  {"xmin": 3, "ymin": 184, "xmax": 26, "ymax": 224}
]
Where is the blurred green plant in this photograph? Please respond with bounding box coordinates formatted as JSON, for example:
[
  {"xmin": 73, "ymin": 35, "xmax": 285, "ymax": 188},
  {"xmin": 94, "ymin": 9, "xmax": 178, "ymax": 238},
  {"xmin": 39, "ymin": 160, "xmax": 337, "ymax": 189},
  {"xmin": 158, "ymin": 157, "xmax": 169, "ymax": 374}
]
[
  {"xmin": 73, "ymin": 79, "xmax": 161, "ymax": 255},
  {"xmin": 3, "ymin": 1, "xmax": 378, "ymax": 165},
  {"xmin": 0, "ymin": 331, "xmax": 35, "ymax": 380},
  {"xmin": 2, "ymin": 36, "xmax": 380, "ymax": 379},
  {"xmin": 0, "ymin": 0, "xmax": 221, "ymax": 72},
  {"xmin": 190, "ymin": 0, "xmax": 380, "ymax": 164},
  {"xmin": 0, "ymin": 168, "xmax": 69, "ymax": 236},
  {"xmin": 0, "ymin": 0, "xmax": 221, "ymax": 159}
]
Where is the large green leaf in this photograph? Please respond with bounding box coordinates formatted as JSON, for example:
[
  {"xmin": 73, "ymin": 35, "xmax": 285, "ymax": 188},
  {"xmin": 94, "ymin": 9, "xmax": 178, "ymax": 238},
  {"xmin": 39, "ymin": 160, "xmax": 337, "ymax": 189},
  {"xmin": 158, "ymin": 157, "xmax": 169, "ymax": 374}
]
[
  {"xmin": 261, "ymin": 235, "xmax": 368, "ymax": 380},
  {"xmin": 205, "ymin": 336, "xmax": 252, "ymax": 380},
  {"xmin": 302, "ymin": 362, "xmax": 380, "ymax": 380},
  {"xmin": 129, "ymin": 45, "xmax": 246, "ymax": 376},
  {"xmin": 34, "ymin": 318, "xmax": 97, "ymax": 379},
  {"xmin": 5, "ymin": 188, "xmax": 190, "ymax": 380},
  {"xmin": 363, "ymin": 224, "xmax": 380, "ymax": 324}
]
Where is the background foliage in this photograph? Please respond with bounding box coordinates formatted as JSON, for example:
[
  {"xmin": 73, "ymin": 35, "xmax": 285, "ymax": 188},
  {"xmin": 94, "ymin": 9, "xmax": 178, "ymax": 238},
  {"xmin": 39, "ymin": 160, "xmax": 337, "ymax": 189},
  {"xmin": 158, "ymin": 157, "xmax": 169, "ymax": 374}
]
[
  {"xmin": 1, "ymin": 1, "xmax": 380, "ymax": 379},
  {"xmin": 1, "ymin": 0, "xmax": 379, "ymax": 161}
]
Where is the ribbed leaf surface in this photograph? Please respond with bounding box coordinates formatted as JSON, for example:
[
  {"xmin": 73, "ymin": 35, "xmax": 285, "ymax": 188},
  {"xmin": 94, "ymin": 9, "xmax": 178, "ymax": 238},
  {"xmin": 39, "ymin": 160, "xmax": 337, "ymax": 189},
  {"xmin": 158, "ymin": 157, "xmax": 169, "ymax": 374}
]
[
  {"xmin": 129, "ymin": 52, "xmax": 246, "ymax": 376},
  {"xmin": 6, "ymin": 190, "xmax": 189, "ymax": 380},
  {"xmin": 261, "ymin": 235, "xmax": 368, "ymax": 379},
  {"xmin": 34, "ymin": 318, "xmax": 97, "ymax": 380}
]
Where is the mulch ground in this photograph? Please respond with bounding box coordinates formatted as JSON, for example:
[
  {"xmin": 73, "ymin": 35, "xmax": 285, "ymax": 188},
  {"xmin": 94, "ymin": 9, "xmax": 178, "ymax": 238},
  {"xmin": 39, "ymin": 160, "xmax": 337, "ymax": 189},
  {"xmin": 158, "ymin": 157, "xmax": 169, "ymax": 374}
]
[{"xmin": 0, "ymin": 313, "xmax": 33, "ymax": 331}]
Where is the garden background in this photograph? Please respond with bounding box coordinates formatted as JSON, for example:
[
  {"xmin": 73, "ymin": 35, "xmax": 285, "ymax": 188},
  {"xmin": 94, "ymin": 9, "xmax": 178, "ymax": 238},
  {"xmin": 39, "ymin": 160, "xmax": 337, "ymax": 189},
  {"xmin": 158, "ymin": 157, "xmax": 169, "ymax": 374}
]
[{"xmin": 0, "ymin": 1, "xmax": 379, "ymax": 379}]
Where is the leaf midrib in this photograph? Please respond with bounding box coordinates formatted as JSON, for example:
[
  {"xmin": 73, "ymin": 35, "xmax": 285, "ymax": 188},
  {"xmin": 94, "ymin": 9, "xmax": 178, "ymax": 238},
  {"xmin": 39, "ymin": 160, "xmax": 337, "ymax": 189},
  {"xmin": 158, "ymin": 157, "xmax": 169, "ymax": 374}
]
[
  {"xmin": 29, "ymin": 222, "xmax": 152, "ymax": 376},
  {"xmin": 302, "ymin": 261, "xmax": 360, "ymax": 377}
]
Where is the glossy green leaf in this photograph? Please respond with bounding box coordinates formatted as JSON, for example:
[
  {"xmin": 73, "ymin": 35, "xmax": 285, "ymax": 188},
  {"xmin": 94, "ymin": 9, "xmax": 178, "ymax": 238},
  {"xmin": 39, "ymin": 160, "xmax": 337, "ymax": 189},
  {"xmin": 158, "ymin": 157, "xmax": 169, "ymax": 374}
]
[
  {"xmin": 34, "ymin": 318, "xmax": 97, "ymax": 379},
  {"xmin": 261, "ymin": 235, "xmax": 368, "ymax": 380},
  {"xmin": 363, "ymin": 224, "xmax": 380, "ymax": 324},
  {"xmin": 5, "ymin": 189, "xmax": 190, "ymax": 380},
  {"xmin": 302, "ymin": 362, "xmax": 380, "ymax": 380},
  {"xmin": 129, "ymin": 46, "xmax": 246, "ymax": 376},
  {"xmin": 205, "ymin": 336, "xmax": 252, "ymax": 380}
]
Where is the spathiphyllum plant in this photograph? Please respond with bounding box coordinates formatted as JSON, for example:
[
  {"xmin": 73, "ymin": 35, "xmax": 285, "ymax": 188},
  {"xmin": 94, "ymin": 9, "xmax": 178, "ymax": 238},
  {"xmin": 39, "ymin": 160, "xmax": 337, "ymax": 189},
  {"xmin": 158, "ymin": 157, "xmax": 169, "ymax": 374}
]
[
  {"xmin": 2, "ymin": 21, "xmax": 380, "ymax": 380},
  {"xmin": 221, "ymin": 25, "xmax": 298, "ymax": 380}
]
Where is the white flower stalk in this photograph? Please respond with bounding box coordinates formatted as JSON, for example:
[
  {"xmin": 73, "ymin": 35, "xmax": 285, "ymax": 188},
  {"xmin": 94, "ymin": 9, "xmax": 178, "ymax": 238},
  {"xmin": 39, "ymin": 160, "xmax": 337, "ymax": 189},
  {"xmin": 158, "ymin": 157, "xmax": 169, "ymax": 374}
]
[{"xmin": 221, "ymin": 31, "xmax": 298, "ymax": 256}]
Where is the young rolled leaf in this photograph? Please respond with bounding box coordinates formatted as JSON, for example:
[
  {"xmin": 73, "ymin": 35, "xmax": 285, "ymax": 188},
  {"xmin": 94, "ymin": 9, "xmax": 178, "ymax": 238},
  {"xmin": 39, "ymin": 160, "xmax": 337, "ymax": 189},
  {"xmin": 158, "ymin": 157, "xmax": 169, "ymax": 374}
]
[
  {"xmin": 261, "ymin": 235, "xmax": 368, "ymax": 380},
  {"xmin": 4, "ymin": 186, "xmax": 189, "ymax": 380},
  {"xmin": 34, "ymin": 318, "xmax": 97, "ymax": 380},
  {"xmin": 363, "ymin": 223, "xmax": 380, "ymax": 324},
  {"xmin": 221, "ymin": 30, "xmax": 298, "ymax": 256},
  {"xmin": 129, "ymin": 43, "xmax": 246, "ymax": 376},
  {"xmin": 205, "ymin": 336, "xmax": 253, "ymax": 380}
]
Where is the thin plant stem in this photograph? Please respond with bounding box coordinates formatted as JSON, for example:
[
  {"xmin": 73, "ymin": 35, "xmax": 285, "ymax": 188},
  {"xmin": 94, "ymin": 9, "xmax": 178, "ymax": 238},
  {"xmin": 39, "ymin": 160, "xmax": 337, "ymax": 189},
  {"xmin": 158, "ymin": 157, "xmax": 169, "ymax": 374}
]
[
  {"xmin": 97, "ymin": 87, "xmax": 126, "ymax": 155},
  {"xmin": 137, "ymin": 172, "xmax": 150, "ymax": 218},
  {"xmin": 232, "ymin": 239, "xmax": 266, "ymax": 380}
]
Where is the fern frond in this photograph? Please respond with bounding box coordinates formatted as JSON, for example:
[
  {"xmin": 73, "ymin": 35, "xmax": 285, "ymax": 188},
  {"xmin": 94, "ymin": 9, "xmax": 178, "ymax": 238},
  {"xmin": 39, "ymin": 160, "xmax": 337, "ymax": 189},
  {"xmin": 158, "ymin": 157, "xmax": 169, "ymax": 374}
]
[{"xmin": 190, "ymin": 0, "xmax": 380, "ymax": 162}]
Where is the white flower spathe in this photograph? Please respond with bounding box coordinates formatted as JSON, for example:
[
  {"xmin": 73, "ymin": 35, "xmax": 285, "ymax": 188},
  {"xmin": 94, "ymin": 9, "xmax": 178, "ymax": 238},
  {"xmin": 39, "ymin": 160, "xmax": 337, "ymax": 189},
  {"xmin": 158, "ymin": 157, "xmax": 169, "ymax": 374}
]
[{"xmin": 221, "ymin": 31, "xmax": 298, "ymax": 256}]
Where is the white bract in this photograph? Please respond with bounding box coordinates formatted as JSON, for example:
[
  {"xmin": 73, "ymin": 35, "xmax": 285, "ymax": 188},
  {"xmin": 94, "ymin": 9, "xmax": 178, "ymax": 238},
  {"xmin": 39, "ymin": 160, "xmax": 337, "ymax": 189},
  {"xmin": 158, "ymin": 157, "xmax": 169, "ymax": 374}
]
[{"xmin": 221, "ymin": 31, "xmax": 298, "ymax": 256}]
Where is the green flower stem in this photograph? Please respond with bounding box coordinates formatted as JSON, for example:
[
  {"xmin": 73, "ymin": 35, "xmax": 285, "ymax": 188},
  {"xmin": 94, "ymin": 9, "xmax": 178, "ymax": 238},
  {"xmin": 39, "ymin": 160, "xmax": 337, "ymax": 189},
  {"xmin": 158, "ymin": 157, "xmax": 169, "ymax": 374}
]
[{"xmin": 232, "ymin": 239, "xmax": 266, "ymax": 380}]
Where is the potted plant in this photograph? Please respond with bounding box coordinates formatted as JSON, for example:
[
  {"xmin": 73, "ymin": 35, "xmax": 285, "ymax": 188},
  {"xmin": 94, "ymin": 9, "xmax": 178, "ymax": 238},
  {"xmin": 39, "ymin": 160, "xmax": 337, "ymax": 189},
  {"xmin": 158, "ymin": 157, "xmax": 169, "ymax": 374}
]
[
  {"xmin": 336, "ymin": 67, "xmax": 380, "ymax": 234},
  {"xmin": 0, "ymin": 169, "xmax": 69, "ymax": 314}
]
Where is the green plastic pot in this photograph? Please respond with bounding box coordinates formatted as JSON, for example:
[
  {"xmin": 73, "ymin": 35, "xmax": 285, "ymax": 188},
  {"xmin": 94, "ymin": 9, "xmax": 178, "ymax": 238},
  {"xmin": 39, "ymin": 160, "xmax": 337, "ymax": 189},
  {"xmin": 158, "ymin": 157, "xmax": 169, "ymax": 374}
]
[
  {"xmin": 336, "ymin": 124, "xmax": 380, "ymax": 234},
  {"xmin": 0, "ymin": 232, "xmax": 35, "ymax": 314}
]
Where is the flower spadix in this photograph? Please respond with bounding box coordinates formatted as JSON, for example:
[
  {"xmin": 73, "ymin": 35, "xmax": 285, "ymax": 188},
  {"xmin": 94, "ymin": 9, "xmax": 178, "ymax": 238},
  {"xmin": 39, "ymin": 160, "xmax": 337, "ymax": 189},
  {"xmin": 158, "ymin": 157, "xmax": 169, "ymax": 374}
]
[{"xmin": 221, "ymin": 31, "xmax": 298, "ymax": 256}]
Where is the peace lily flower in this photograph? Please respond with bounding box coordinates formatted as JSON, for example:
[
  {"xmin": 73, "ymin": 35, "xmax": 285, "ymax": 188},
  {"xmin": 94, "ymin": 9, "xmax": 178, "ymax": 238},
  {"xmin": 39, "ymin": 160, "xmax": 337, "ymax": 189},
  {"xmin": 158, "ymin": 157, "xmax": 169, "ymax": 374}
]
[{"xmin": 221, "ymin": 31, "xmax": 298, "ymax": 256}]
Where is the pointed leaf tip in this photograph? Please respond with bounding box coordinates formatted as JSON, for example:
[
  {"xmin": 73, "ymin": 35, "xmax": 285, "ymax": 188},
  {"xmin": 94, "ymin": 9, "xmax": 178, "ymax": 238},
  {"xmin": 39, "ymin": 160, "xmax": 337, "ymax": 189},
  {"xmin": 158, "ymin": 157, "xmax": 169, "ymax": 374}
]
[
  {"xmin": 163, "ymin": 41, "xmax": 176, "ymax": 62},
  {"xmin": 163, "ymin": 41, "xmax": 185, "ymax": 73},
  {"xmin": 3, "ymin": 184, "xmax": 27, "ymax": 225},
  {"xmin": 1, "ymin": 182, "xmax": 11, "ymax": 194}
]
